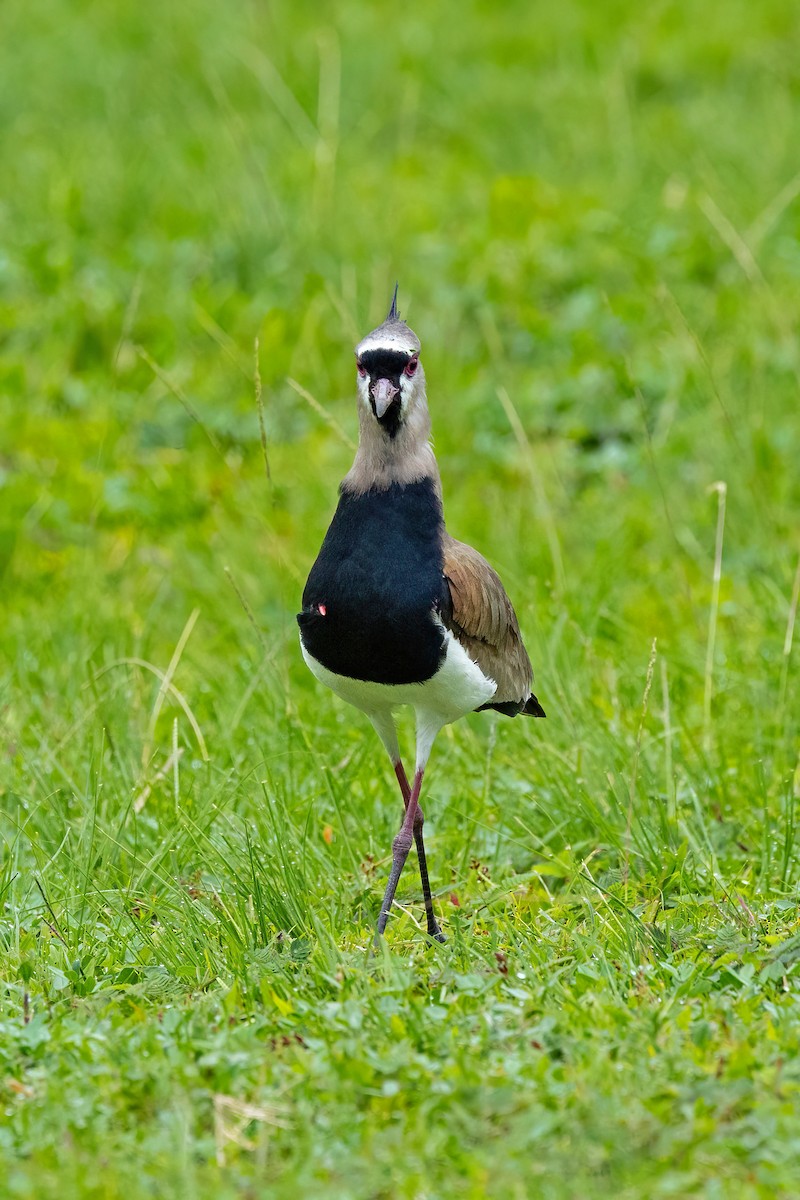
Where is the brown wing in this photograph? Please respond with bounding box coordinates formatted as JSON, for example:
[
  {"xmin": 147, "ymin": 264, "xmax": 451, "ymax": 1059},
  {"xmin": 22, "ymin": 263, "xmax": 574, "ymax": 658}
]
[{"xmin": 442, "ymin": 536, "xmax": 544, "ymax": 716}]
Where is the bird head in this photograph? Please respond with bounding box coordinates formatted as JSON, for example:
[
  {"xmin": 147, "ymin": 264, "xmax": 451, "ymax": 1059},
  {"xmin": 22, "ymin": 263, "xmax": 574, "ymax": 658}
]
[{"xmin": 354, "ymin": 284, "xmax": 425, "ymax": 439}]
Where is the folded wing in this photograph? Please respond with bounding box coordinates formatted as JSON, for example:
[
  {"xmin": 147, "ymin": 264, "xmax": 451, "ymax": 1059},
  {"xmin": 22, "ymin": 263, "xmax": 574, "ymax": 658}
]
[{"xmin": 442, "ymin": 536, "xmax": 545, "ymax": 717}]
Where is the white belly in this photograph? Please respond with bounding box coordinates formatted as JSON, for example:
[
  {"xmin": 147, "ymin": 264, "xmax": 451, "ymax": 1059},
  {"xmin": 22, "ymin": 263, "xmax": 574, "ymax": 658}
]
[{"xmin": 300, "ymin": 626, "xmax": 496, "ymax": 726}]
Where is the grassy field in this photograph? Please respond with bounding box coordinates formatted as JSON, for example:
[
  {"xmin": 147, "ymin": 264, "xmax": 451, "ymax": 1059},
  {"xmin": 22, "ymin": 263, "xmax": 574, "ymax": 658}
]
[{"xmin": 2, "ymin": 0, "xmax": 800, "ymax": 1195}]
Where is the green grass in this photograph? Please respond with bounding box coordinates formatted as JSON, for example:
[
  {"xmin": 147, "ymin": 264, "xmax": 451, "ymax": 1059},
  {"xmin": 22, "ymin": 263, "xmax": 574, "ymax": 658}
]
[{"xmin": 2, "ymin": 0, "xmax": 800, "ymax": 1195}]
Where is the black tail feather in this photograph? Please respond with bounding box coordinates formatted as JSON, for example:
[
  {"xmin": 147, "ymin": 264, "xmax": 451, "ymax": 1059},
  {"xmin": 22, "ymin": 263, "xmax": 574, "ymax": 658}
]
[{"xmin": 476, "ymin": 693, "xmax": 546, "ymax": 719}]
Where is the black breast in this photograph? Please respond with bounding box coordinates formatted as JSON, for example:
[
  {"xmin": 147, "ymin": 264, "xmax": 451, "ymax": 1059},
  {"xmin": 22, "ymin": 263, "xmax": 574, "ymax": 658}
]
[{"xmin": 297, "ymin": 478, "xmax": 449, "ymax": 685}]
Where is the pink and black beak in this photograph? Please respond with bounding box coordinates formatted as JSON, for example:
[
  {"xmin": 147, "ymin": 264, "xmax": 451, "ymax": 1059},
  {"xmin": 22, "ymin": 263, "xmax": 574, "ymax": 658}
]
[{"xmin": 371, "ymin": 377, "xmax": 399, "ymax": 419}]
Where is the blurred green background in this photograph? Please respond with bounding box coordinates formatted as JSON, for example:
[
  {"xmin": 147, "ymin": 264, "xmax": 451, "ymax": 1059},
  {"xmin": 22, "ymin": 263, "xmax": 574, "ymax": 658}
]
[{"xmin": 2, "ymin": 0, "xmax": 800, "ymax": 1196}]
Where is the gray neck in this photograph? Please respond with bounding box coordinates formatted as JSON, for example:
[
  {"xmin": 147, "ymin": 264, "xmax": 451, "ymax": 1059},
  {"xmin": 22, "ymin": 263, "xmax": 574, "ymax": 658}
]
[{"xmin": 342, "ymin": 388, "xmax": 441, "ymax": 495}]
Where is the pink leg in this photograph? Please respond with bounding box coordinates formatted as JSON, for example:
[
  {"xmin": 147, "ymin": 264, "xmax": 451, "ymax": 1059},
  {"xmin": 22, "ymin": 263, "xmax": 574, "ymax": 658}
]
[
  {"xmin": 391, "ymin": 761, "xmax": 444, "ymax": 941},
  {"xmin": 376, "ymin": 768, "xmax": 422, "ymax": 939},
  {"xmin": 377, "ymin": 767, "xmax": 445, "ymax": 943}
]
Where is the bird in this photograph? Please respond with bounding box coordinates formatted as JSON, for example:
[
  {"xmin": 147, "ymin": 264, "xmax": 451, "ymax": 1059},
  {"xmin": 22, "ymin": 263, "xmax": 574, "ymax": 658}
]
[{"xmin": 297, "ymin": 286, "xmax": 545, "ymax": 943}]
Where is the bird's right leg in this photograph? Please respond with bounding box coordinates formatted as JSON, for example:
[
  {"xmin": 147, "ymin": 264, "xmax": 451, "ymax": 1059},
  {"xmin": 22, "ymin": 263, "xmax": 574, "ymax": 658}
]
[
  {"xmin": 393, "ymin": 760, "xmax": 445, "ymax": 943},
  {"xmin": 375, "ymin": 766, "xmax": 425, "ymax": 941},
  {"xmin": 369, "ymin": 711, "xmax": 444, "ymax": 942}
]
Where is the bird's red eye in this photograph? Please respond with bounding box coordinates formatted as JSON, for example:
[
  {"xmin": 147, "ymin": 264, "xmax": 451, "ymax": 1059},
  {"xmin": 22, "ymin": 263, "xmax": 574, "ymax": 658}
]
[
  {"xmin": 357, "ymin": 361, "xmax": 367, "ymax": 378},
  {"xmin": 404, "ymin": 358, "xmax": 418, "ymax": 377}
]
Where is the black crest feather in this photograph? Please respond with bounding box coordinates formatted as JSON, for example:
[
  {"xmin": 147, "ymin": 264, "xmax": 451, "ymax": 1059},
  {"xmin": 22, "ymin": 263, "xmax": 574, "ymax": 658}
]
[{"xmin": 386, "ymin": 282, "xmax": 400, "ymax": 322}]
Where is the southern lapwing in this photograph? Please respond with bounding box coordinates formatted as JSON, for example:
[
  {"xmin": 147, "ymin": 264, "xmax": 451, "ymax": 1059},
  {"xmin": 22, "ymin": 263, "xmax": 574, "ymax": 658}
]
[{"xmin": 298, "ymin": 287, "xmax": 545, "ymax": 943}]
